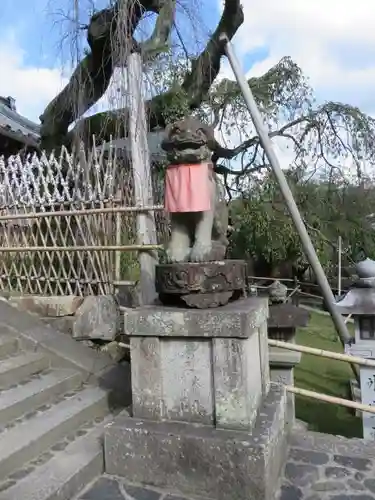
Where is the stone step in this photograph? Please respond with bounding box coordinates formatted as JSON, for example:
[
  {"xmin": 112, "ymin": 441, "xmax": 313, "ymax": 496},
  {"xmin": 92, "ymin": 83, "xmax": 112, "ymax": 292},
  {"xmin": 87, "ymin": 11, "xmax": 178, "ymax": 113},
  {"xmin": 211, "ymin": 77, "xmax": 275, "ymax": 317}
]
[
  {"xmin": 0, "ymin": 386, "xmax": 109, "ymax": 481},
  {"xmin": 0, "ymin": 353, "xmax": 49, "ymax": 389},
  {"xmin": 0, "ymin": 336, "xmax": 18, "ymax": 360},
  {"xmin": 0, "ymin": 369, "xmax": 83, "ymax": 426},
  {"xmin": 0, "ymin": 416, "xmax": 114, "ymax": 500}
]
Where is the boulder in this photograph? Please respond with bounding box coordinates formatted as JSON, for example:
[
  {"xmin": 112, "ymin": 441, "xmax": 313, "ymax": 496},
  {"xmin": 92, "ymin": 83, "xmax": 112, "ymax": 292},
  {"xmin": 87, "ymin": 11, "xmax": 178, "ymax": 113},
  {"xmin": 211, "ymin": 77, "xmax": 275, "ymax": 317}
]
[{"xmin": 72, "ymin": 295, "xmax": 119, "ymax": 340}]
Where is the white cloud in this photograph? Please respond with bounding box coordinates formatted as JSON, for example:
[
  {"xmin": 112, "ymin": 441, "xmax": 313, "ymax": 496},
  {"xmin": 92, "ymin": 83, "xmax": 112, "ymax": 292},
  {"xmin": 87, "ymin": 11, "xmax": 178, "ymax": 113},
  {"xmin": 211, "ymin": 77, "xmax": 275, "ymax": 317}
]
[
  {"xmin": 0, "ymin": 31, "xmax": 130, "ymax": 128},
  {"xmin": 230, "ymin": 0, "xmax": 375, "ymax": 111},
  {"xmin": 212, "ymin": 0, "xmax": 375, "ymax": 180},
  {"xmin": 0, "ymin": 34, "xmax": 67, "ymax": 123},
  {"xmin": 2, "ymin": 0, "xmax": 374, "ymax": 142}
]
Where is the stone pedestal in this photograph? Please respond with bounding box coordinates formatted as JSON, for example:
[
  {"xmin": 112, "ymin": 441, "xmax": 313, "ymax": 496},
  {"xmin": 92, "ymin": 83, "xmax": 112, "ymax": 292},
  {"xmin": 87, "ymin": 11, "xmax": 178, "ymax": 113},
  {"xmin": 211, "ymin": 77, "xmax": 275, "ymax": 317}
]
[
  {"xmin": 155, "ymin": 260, "xmax": 246, "ymax": 308},
  {"xmin": 104, "ymin": 298, "xmax": 288, "ymax": 500},
  {"xmin": 269, "ymin": 347, "xmax": 301, "ymax": 427},
  {"xmin": 268, "ymin": 303, "xmax": 309, "ymax": 427}
]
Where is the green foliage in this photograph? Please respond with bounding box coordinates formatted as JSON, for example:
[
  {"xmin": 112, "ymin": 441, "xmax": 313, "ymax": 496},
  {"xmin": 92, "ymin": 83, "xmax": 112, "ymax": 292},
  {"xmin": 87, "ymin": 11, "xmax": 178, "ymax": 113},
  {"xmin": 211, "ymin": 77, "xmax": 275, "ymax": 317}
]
[
  {"xmin": 229, "ymin": 171, "xmax": 375, "ymax": 277},
  {"xmin": 146, "ymin": 47, "xmax": 375, "ymax": 276},
  {"xmin": 147, "ymin": 52, "xmax": 191, "ymax": 125}
]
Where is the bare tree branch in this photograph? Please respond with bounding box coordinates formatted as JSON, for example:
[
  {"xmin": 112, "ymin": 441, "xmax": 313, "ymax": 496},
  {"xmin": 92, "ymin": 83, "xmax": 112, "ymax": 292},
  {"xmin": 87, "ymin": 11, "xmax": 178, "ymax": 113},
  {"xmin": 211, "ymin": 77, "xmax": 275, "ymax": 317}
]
[{"xmin": 213, "ymin": 116, "xmax": 311, "ymax": 160}]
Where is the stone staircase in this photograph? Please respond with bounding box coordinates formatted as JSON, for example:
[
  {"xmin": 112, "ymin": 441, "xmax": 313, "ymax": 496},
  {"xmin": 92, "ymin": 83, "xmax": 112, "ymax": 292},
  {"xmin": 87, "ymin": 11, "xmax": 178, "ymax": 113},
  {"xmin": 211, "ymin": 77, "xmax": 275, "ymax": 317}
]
[{"xmin": 0, "ymin": 301, "xmax": 130, "ymax": 500}]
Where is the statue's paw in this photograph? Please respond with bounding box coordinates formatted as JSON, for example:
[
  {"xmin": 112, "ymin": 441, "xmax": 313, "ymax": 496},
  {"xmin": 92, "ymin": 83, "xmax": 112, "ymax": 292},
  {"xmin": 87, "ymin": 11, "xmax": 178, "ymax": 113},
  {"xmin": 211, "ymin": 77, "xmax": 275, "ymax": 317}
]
[
  {"xmin": 166, "ymin": 246, "xmax": 191, "ymax": 263},
  {"xmin": 190, "ymin": 242, "xmax": 212, "ymax": 262}
]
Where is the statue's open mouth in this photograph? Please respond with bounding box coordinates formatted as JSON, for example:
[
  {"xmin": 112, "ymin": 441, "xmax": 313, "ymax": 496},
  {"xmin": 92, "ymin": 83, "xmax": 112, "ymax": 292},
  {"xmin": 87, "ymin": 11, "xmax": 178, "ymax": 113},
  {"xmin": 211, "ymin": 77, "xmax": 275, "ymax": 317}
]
[{"xmin": 169, "ymin": 138, "xmax": 206, "ymax": 150}]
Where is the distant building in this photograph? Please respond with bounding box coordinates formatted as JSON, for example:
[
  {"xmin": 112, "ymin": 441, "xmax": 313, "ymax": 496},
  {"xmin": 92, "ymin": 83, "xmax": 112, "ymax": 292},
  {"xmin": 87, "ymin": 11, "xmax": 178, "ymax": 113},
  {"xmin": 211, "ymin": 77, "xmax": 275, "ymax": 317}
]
[{"xmin": 0, "ymin": 96, "xmax": 40, "ymax": 157}]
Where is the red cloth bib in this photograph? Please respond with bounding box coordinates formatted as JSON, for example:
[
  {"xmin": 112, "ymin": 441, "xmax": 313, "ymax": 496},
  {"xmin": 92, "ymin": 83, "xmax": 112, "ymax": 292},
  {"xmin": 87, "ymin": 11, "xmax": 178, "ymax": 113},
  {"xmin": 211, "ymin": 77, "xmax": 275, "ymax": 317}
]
[{"xmin": 164, "ymin": 162, "xmax": 212, "ymax": 213}]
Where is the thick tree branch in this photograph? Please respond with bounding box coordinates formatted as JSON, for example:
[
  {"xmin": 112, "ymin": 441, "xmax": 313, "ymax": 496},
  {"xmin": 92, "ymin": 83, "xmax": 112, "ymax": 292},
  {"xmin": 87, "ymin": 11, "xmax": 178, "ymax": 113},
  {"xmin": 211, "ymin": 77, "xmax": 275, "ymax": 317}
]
[
  {"xmin": 213, "ymin": 116, "xmax": 311, "ymax": 163},
  {"xmin": 139, "ymin": 0, "xmax": 175, "ymax": 58},
  {"xmin": 215, "ymin": 162, "xmax": 269, "ymax": 177},
  {"xmin": 41, "ymin": 0, "xmax": 244, "ymax": 150},
  {"xmin": 40, "ymin": 5, "xmax": 121, "ymax": 150},
  {"xmin": 40, "ymin": 0, "xmax": 175, "ymax": 150},
  {"xmin": 181, "ymin": 0, "xmax": 244, "ymax": 109}
]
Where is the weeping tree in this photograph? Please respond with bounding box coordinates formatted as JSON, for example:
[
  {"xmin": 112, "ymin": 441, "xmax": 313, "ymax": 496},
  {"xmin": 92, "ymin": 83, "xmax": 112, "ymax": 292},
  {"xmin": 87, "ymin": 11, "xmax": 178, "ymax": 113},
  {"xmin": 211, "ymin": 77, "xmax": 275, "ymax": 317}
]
[
  {"xmin": 40, "ymin": 0, "xmax": 375, "ymax": 268},
  {"xmin": 40, "ymin": 0, "xmax": 375, "ymax": 191}
]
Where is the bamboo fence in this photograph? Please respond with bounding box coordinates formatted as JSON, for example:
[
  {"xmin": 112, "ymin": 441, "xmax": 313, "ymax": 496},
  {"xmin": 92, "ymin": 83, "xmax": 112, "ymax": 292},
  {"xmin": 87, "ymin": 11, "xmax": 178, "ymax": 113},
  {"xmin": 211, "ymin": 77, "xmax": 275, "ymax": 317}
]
[{"xmin": 0, "ymin": 142, "xmax": 168, "ymax": 296}]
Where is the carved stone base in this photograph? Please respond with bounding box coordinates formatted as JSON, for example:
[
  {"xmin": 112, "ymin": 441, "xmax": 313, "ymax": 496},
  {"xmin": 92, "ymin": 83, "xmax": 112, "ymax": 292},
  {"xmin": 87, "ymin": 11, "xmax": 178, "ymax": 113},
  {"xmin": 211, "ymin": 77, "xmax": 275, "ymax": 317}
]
[{"xmin": 155, "ymin": 260, "xmax": 246, "ymax": 308}]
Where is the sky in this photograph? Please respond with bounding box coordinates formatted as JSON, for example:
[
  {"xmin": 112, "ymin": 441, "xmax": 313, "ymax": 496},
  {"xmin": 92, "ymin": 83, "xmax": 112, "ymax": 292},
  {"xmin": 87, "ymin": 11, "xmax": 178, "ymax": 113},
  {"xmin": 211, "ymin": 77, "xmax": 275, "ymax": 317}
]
[{"xmin": 0, "ymin": 0, "xmax": 375, "ymax": 131}]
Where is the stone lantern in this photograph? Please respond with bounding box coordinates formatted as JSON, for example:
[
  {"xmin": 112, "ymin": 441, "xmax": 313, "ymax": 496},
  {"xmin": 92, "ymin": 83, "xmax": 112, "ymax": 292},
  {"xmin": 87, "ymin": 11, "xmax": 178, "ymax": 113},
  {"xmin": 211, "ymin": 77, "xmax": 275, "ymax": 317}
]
[
  {"xmin": 267, "ymin": 280, "xmax": 310, "ymax": 426},
  {"xmin": 336, "ymin": 258, "xmax": 375, "ymax": 440}
]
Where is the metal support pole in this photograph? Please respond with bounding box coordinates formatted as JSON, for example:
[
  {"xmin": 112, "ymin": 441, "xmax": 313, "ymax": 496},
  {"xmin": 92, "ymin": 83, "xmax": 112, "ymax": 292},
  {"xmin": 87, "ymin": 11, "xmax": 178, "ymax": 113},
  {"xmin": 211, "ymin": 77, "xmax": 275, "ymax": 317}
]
[
  {"xmin": 220, "ymin": 34, "xmax": 358, "ymax": 379},
  {"xmin": 338, "ymin": 236, "xmax": 342, "ymax": 296}
]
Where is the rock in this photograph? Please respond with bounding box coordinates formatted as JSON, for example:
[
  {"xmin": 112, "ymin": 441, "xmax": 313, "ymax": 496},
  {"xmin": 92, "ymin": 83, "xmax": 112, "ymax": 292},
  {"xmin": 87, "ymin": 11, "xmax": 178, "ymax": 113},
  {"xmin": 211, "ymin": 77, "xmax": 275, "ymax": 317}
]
[
  {"xmin": 312, "ymin": 481, "xmax": 344, "ymax": 492},
  {"xmin": 268, "ymin": 280, "xmax": 288, "ymax": 304},
  {"xmin": 364, "ymin": 479, "xmax": 375, "ymax": 493},
  {"xmin": 284, "ymin": 463, "xmax": 319, "ymax": 486},
  {"xmin": 293, "ymin": 419, "xmax": 308, "ymax": 432},
  {"xmin": 100, "ymin": 341, "xmax": 130, "ymax": 362},
  {"xmin": 347, "ymin": 479, "xmax": 365, "ymax": 491},
  {"xmin": 325, "ymin": 467, "xmax": 351, "ymax": 479},
  {"xmin": 333, "ymin": 455, "xmax": 372, "ymax": 472},
  {"xmin": 289, "ymin": 448, "xmax": 329, "ymax": 465},
  {"xmin": 8, "ymin": 295, "xmax": 84, "ymax": 317},
  {"xmin": 279, "ymin": 485, "xmax": 303, "ymax": 500},
  {"xmin": 116, "ymin": 284, "xmax": 142, "ymax": 308},
  {"xmin": 72, "ymin": 295, "xmax": 119, "ymax": 340}
]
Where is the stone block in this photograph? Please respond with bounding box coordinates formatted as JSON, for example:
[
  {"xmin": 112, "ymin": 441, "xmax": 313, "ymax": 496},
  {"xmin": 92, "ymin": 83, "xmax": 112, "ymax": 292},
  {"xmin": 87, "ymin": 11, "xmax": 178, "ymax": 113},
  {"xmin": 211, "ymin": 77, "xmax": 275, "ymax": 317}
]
[
  {"xmin": 123, "ymin": 298, "xmax": 268, "ymax": 338},
  {"xmin": 129, "ymin": 298, "xmax": 269, "ymax": 429},
  {"xmin": 213, "ymin": 334, "xmax": 262, "ymax": 429},
  {"xmin": 116, "ymin": 283, "xmax": 142, "ymax": 308},
  {"xmin": 259, "ymin": 319, "xmax": 271, "ymax": 394},
  {"xmin": 269, "ymin": 346, "xmax": 302, "ymax": 428},
  {"xmin": 72, "ymin": 296, "xmax": 119, "ymax": 340},
  {"xmin": 268, "ymin": 303, "xmax": 310, "ymax": 330},
  {"xmin": 8, "ymin": 295, "xmax": 84, "ymax": 317},
  {"xmin": 269, "ymin": 347, "xmax": 301, "ymax": 366},
  {"xmin": 105, "ymin": 384, "xmax": 288, "ymax": 500}
]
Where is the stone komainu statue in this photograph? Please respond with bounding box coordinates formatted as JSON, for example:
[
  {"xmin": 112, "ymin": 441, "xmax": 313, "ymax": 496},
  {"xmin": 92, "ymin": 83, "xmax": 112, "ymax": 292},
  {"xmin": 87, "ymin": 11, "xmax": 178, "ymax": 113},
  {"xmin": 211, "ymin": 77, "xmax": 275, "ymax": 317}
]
[{"xmin": 161, "ymin": 117, "xmax": 228, "ymax": 263}]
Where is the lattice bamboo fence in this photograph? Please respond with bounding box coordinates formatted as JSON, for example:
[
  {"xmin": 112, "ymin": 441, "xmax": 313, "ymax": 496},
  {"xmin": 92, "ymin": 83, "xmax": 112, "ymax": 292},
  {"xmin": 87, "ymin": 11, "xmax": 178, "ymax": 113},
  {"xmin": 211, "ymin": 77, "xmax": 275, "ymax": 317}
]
[{"xmin": 0, "ymin": 143, "xmax": 168, "ymax": 296}]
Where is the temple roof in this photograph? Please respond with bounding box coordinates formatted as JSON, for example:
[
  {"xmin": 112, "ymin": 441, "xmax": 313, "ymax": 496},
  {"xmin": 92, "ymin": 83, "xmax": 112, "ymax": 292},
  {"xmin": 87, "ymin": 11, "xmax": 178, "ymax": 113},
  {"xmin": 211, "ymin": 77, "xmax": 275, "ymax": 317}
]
[
  {"xmin": 0, "ymin": 97, "xmax": 40, "ymax": 149},
  {"xmin": 0, "ymin": 98, "xmax": 167, "ymax": 158}
]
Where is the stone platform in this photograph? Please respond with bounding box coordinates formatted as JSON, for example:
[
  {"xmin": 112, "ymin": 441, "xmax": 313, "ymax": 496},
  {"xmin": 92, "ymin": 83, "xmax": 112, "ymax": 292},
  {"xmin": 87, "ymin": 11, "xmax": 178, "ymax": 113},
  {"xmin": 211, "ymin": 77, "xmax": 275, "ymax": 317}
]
[
  {"xmin": 106, "ymin": 298, "xmax": 288, "ymax": 500},
  {"xmin": 105, "ymin": 385, "xmax": 287, "ymax": 500}
]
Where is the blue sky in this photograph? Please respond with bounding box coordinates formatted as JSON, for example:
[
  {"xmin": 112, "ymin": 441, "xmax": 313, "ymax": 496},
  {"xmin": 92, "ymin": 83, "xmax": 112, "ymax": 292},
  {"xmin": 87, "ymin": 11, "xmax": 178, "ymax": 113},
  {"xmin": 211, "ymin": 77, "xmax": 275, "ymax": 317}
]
[
  {"xmin": 0, "ymin": 0, "xmax": 271, "ymax": 122},
  {"xmin": 1, "ymin": 0, "xmax": 255, "ymax": 74},
  {"xmin": 0, "ymin": 0, "xmax": 375, "ymax": 133}
]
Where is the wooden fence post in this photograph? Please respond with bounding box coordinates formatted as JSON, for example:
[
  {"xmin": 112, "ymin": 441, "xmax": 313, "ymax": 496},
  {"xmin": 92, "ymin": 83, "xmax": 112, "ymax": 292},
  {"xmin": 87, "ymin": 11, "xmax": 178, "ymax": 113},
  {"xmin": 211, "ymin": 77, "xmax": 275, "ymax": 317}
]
[{"xmin": 127, "ymin": 51, "xmax": 158, "ymax": 305}]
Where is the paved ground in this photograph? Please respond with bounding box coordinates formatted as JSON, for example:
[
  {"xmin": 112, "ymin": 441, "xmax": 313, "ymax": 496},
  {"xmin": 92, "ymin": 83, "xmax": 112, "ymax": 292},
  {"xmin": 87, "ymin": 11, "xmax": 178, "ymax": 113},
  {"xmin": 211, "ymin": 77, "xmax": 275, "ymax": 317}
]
[
  {"xmin": 77, "ymin": 477, "xmax": 192, "ymax": 500},
  {"xmin": 80, "ymin": 467, "xmax": 375, "ymax": 500},
  {"xmin": 276, "ymin": 430, "xmax": 375, "ymax": 499},
  {"xmin": 277, "ymin": 448, "xmax": 375, "ymax": 499}
]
